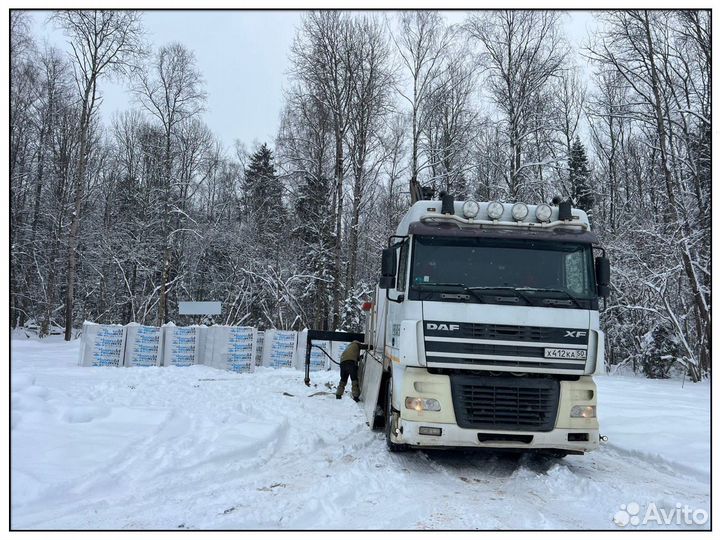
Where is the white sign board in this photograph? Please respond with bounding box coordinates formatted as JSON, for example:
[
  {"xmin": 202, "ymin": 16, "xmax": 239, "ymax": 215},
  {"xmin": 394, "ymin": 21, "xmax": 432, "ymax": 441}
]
[{"xmin": 178, "ymin": 301, "xmax": 221, "ymax": 315}]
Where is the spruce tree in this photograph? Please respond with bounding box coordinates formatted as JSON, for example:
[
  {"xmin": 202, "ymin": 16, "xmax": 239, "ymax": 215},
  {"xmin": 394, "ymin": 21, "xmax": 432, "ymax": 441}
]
[
  {"xmin": 243, "ymin": 143, "xmax": 285, "ymax": 246},
  {"xmin": 568, "ymin": 136, "xmax": 593, "ymax": 216},
  {"xmin": 293, "ymin": 172, "xmax": 334, "ymax": 330},
  {"xmin": 241, "ymin": 144, "xmax": 287, "ymax": 328}
]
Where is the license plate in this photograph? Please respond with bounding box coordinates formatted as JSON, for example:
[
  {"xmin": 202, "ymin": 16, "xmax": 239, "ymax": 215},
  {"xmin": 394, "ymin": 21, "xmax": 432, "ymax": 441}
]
[{"xmin": 544, "ymin": 348, "xmax": 587, "ymax": 360}]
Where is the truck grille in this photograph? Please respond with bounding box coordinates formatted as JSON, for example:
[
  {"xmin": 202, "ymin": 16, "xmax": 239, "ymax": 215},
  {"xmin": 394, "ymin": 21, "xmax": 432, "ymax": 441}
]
[
  {"xmin": 450, "ymin": 375, "xmax": 559, "ymax": 432},
  {"xmin": 424, "ymin": 321, "xmax": 589, "ymax": 374},
  {"xmin": 424, "ymin": 321, "xmax": 589, "ymax": 344}
]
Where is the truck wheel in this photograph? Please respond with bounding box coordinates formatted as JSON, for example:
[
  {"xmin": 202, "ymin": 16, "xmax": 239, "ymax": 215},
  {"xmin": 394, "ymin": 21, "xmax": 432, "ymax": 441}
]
[{"xmin": 385, "ymin": 377, "xmax": 408, "ymax": 453}]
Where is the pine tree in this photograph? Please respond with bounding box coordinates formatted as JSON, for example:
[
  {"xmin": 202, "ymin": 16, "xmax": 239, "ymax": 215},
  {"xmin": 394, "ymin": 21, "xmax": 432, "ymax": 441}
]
[{"xmin": 568, "ymin": 136, "xmax": 593, "ymax": 215}]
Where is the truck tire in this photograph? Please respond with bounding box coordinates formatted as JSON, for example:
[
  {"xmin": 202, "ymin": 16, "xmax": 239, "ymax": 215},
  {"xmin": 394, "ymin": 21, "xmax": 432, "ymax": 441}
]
[{"xmin": 385, "ymin": 377, "xmax": 408, "ymax": 453}]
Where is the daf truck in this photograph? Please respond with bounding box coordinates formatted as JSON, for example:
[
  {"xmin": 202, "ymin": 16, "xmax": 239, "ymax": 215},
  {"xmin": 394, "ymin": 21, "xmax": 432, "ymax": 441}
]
[{"xmin": 359, "ymin": 195, "xmax": 610, "ymax": 455}]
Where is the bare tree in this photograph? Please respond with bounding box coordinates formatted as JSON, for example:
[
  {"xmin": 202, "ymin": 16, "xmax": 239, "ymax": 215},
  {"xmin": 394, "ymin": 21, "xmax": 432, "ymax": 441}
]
[
  {"xmin": 392, "ymin": 11, "xmax": 453, "ymax": 202},
  {"xmin": 10, "ymin": 11, "xmax": 40, "ymax": 329},
  {"xmin": 53, "ymin": 10, "xmax": 143, "ymax": 340},
  {"xmin": 289, "ymin": 11, "xmax": 357, "ymax": 328},
  {"xmin": 466, "ymin": 10, "xmax": 567, "ymax": 200},
  {"xmin": 344, "ymin": 15, "xmax": 394, "ymax": 296},
  {"xmin": 586, "ymin": 9, "xmax": 711, "ymax": 379},
  {"xmin": 586, "ymin": 68, "xmax": 629, "ymax": 232},
  {"xmin": 276, "ymin": 89, "xmax": 335, "ymax": 330},
  {"xmin": 133, "ymin": 42, "xmax": 206, "ymax": 324},
  {"xmin": 423, "ymin": 52, "xmax": 478, "ymax": 196},
  {"xmin": 554, "ymin": 68, "xmax": 586, "ymax": 156},
  {"xmin": 378, "ymin": 113, "xmax": 410, "ymax": 232}
]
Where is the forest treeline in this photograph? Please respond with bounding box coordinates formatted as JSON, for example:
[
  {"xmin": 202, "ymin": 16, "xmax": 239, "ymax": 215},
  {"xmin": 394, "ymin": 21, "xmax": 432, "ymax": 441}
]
[{"xmin": 9, "ymin": 10, "xmax": 710, "ymax": 379}]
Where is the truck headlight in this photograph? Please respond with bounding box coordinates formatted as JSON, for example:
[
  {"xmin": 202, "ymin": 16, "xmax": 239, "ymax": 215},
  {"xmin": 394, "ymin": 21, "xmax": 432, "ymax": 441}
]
[
  {"xmin": 570, "ymin": 405, "xmax": 596, "ymax": 418},
  {"xmin": 405, "ymin": 397, "xmax": 441, "ymax": 412}
]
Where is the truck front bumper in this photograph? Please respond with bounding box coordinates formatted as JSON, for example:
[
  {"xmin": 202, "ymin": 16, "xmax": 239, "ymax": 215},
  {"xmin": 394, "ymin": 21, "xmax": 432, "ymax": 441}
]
[
  {"xmin": 391, "ymin": 369, "xmax": 599, "ymax": 453},
  {"xmin": 396, "ymin": 420, "xmax": 600, "ymax": 453}
]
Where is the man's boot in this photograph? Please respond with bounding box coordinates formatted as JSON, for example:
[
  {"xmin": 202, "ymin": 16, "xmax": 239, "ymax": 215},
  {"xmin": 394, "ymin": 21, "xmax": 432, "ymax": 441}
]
[
  {"xmin": 351, "ymin": 381, "xmax": 360, "ymax": 402},
  {"xmin": 336, "ymin": 381, "xmax": 346, "ymax": 399}
]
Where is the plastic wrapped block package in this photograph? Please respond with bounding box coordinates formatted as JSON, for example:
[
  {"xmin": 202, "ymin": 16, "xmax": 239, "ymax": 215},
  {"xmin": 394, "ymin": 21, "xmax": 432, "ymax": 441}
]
[
  {"xmin": 294, "ymin": 329, "xmax": 331, "ymax": 371},
  {"xmin": 294, "ymin": 329, "xmax": 307, "ymax": 370},
  {"xmin": 79, "ymin": 322, "xmax": 127, "ymax": 367},
  {"xmin": 331, "ymin": 341, "xmax": 351, "ymax": 372},
  {"xmin": 162, "ymin": 324, "xmax": 208, "ymax": 367},
  {"xmin": 262, "ymin": 330, "xmax": 297, "ymax": 368},
  {"xmin": 207, "ymin": 326, "xmax": 256, "ymax": 373},
  {"xmin": 123, "ymin": 323, "xmax": 163, "ymax": 367},
  {"xmin": 310, "ymin": 340, "xmax": 331, "ymax": 371}
]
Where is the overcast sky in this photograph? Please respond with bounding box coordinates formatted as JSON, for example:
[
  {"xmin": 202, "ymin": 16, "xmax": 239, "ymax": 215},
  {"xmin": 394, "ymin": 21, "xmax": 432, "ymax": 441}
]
[{"xmin": 28, "ymin": 10, "xmax": 597, "ymax": 151}]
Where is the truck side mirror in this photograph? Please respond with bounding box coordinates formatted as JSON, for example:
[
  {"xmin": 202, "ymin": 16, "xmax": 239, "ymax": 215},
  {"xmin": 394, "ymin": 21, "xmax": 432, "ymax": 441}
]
[
  {"xmin": 595, "ymin": 256, "xmax": 610, "ymax": 298},
  {"xmin": 380, "ymin": 247, "xmax": 397, "ymax": 290}
]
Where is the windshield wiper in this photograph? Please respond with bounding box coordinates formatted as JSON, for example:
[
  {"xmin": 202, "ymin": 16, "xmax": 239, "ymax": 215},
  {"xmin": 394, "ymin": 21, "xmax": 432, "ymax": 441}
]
[
  {"xmin": 413, "ymin": 283, "xmax": 486, "ymax": 303},
  {"xmin": 466, "ymin": 286, "xmax": 535, "ymax": 305},
  {"xmin": 516, "ymin": 287, "xmax": 584, "ymax": 309},
  {"xmin": 413, "ymin": 282, "xmax": 467, "ymax": 290}
]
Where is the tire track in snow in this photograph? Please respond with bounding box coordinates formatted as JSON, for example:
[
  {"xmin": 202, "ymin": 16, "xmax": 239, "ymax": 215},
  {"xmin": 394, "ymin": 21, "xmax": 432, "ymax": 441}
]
[{"xmin": 11, "ymin": 340, "xmax": 710, "ymax": 530}]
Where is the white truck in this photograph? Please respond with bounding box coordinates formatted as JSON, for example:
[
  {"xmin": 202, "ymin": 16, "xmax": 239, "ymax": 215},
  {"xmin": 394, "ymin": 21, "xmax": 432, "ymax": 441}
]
[{"xmin": 359, "ymin": 195, "xmax": 610, "ymax": 455}]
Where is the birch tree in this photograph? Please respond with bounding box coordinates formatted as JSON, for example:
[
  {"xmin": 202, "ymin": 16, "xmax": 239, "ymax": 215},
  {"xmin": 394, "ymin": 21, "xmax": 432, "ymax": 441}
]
[
  {"xmin": 344, "ymin": 15, "xmax": 394, "ymax": 296},
  {"xmin": 466, "ymin": 10, "xmax": 566, "ymax": 200},
  {"xmin": 289, "ymin": 11, "xmax": 356, "ymax": 328},
  {"xmin": 134, "ymin": 42, "xmax": 206, "ymax": 324},
  {"xmin": 392, "ymin": 11, "xmax": 453, "ymax": 202}
]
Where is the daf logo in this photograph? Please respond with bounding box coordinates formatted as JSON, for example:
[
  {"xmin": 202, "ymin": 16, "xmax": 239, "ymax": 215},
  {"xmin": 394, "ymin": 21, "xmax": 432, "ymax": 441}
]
[
  {"xmin": 427, "ymin": 323, "xmax": 460, "ymax": 331},
  {"xmin": 565, "ymin": 330, "xmax": 587, "ymax": 338}
]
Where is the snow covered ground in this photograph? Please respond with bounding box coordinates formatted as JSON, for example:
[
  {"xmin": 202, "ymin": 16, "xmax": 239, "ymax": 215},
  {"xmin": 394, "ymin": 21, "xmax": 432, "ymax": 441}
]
[{"xmin": 11, "ymin": 336, "xmax": 710, "ymax": 530}]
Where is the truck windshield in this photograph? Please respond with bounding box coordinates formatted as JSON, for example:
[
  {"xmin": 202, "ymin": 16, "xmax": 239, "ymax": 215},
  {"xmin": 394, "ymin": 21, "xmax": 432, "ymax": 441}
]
[{"xmin": 410, "ymin": 235, "xmax": 597, "ymax": 304}]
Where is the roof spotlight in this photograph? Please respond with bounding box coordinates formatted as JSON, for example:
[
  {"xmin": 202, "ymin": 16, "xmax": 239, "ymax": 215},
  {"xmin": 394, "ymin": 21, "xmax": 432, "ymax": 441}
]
[
  {"xmin": 511, "ymin": 203, "xmax": 529, "ymax": 221},
  {"xmin": 535, "ymin": 203, "xmax": 552, "ymax": 222},
  {"xmin": 487, "ymin": 201, "xmax": 504, "ymax": 220},
  {"xmin": 462, "ymin": 200, "xmax": 480, "ymax": 218}
]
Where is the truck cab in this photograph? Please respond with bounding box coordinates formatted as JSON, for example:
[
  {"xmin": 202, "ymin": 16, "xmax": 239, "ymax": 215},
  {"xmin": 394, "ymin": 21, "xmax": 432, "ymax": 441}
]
[{"xmin": 359, "ymin": 197, "xmax": 610, "ymax": 454}]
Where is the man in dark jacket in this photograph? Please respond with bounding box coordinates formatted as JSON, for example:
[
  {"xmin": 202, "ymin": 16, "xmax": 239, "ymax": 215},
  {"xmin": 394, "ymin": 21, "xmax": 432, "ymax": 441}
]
[{"xmin": 336, "ymin": 340, "xmax": 368, "ymax": 401}]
